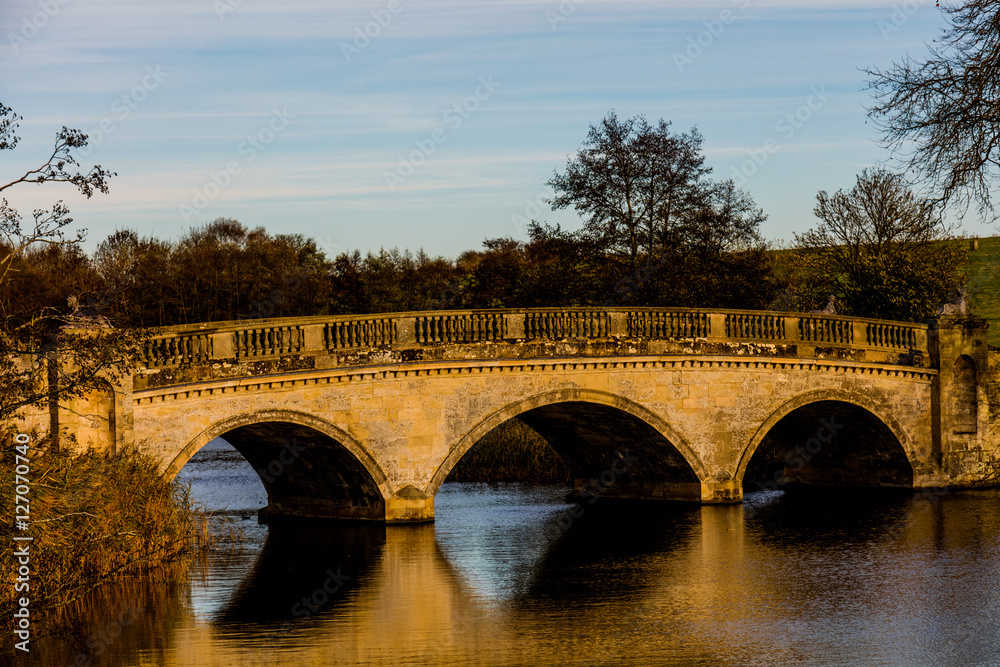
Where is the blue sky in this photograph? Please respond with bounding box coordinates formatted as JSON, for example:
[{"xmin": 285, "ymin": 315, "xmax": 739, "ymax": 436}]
[{"xmin": 2, "ymin": 0, "xmax": 985, "ymax": 259}]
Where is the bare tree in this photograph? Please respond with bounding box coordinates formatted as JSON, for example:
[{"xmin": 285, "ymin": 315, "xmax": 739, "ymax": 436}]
[
  {"xmin": 865, "ymin": 1, "xmax": 1000, "ymax": 217},
  {"xmin": 0, "ymin": 103, "xmax": 141, "ymax": 425},
  {"xmin": 0, "ymin": 103, "xmax": 114, "ymax": 291},
  {"xmin": 795, "ymin": 168, "xmax": 966, "ymax": 321},
  {"xmin": 683, "ymin": 179, "xmax": 768, "ymax": 253},
  {"xmin": 547, "ymin": 111, "xmax": 710, "ymax": 271}
]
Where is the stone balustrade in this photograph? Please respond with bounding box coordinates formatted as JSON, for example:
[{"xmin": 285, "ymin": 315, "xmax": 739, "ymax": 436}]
[{"xmin": 138, "ymin": 307, "xmax": 931, "ymax": 373}]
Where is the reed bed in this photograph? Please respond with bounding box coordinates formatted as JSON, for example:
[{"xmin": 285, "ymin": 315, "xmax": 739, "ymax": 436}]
[
  {"xmin": 1, "ymin": 430, "xmax": 212, "ymax": 618},
  {"xmin": 447, "ymin": 420, "xmax": 571, "ymax": 485}
]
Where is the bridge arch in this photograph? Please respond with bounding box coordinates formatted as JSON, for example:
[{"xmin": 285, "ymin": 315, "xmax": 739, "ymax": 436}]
[
  {"xmin": 168, "ymin": 409, "xmax": 391, "ymax": 521},
  {"xmin": 737, "ymin": 389, "xmax": 916, "ymax": 490},
  {"xmin": 427, "ymin": 388, "xmax": 708, "ymax": 498}
]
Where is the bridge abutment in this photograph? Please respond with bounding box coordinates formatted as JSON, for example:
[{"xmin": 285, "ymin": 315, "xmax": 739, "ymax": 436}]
[{"xmin": 930, "ymin": 316, "xmax": 998, "ymax": 486}]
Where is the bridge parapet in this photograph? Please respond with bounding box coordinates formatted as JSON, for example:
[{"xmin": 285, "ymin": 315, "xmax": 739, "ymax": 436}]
[{"xmin": 135, "ymin": 308, "xmax": 930, "ymax": 390}]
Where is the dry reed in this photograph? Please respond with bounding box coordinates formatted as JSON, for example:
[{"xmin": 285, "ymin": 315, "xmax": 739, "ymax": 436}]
[{"xmin": 1, "ymin": 429, "xmax": 211, "ymax": 618}]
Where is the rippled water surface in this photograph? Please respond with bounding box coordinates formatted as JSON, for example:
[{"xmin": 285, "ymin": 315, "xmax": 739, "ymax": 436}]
[{"xmin": 47, "ymin": 439, "xmax": 1000, "ymax": 666}]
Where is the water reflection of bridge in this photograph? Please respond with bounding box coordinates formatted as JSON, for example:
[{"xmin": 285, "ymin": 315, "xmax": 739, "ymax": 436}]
[
  {"xmin": 85, "ymin": 488, "xmax": 1000, "ymax": 666},
  {"xmin": 19, "ymin": 308, "xmax": 998, "ymax": 522}
]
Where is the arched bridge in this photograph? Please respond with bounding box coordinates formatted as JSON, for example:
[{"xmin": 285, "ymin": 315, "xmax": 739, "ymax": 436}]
[{"xmin": 23, "ymin": 308, "xmax": 999, "ymax": 522}]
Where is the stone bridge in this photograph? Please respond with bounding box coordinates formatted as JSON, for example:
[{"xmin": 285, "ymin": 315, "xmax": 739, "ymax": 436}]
[{"xmin": 17, "ymin": 308, "xmax": 1000, "ymax": 522}]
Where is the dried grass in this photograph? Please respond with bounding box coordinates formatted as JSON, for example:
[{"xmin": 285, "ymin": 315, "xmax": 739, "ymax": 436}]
[{"xmin": 1, "ymin": 429, "xmax": 212, "ymax": 617}]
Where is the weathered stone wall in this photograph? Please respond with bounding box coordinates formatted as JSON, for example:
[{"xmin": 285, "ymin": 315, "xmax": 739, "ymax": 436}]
[
  {"xmin": 8, "ymin": 351, "xmax": 133, "ymax": 454},
  {"xmin": 977, "ymin": 347, "xmax": 1000, "ymax": 486}
]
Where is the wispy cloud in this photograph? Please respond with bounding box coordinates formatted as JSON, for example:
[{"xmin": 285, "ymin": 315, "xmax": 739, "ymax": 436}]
[{"xmin": 0, "ymin": 0, "xmax": 956, "ymax": 255}]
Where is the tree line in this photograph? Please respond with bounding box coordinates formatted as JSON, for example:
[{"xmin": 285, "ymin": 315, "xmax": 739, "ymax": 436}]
[
  {"xmin": 0, "ymin": 214, "xmax": 776, "ymax": 328},
  {"xmin": 1, "ymin": 193, "xmax": 967, "ymax": 334}
]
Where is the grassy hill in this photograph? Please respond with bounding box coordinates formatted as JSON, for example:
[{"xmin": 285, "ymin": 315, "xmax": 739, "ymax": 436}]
[
  {"xmin": 773, "ymin": 236, "xmax": 1000, "ymax": 345},
  {"xmin": 965, "ymin": 236, "xmax": 1000, "ymax": 347}
]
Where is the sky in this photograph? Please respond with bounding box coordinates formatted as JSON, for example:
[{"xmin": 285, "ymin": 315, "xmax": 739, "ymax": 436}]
[{"xmin": 1, "ymin": 0, "xmax": 989, "ymax": 260}]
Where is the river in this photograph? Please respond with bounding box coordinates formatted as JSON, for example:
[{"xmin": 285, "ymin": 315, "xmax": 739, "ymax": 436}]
[{"xmin": 38, "ymin": 438, "xmax": 1000, "ymax": 666}]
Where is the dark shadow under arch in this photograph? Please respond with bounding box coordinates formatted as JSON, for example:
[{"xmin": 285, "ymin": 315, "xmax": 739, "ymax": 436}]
[
  {"xmin": 171, "ymin": 410, "xmax": 389, "ymax": 521},
  {"xmin": 742, "ymin": 399, "xmax": 914, "ymax": 492},
  {"xmin": 430, "ymin": 390, "xmax": 705, "ymax": 502}
]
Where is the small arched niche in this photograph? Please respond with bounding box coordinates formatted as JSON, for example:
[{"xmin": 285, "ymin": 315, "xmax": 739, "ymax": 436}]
[{"xmin": 952, "ymin": 355, "xmax": 978, "ymax": 434}]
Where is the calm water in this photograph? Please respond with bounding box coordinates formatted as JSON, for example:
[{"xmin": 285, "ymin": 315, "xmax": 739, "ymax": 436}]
[{"xmin": 42, "ymin": 439, "xmax": 1000, "ymax": 666}]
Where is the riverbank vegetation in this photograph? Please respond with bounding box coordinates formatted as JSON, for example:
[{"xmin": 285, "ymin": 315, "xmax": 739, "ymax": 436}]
[
  {"xmin": 0, "ymin": 103, "xmax": 217, "ymax": 634},
  {"xmin": 0, "ymin": 430, "xmax": 211, "ymax": 618},
  {"xmin": 4, "ymin": 210, "xmax": 980, "ymax": 328}
]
